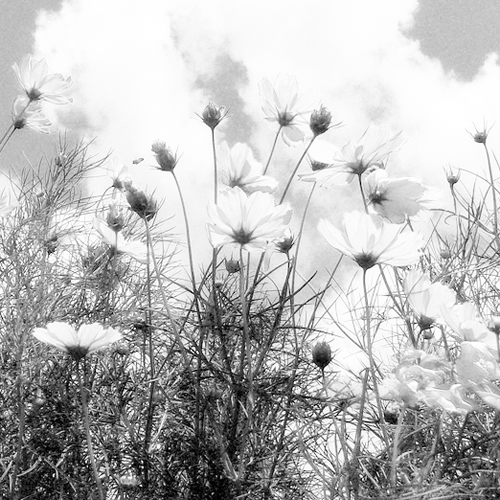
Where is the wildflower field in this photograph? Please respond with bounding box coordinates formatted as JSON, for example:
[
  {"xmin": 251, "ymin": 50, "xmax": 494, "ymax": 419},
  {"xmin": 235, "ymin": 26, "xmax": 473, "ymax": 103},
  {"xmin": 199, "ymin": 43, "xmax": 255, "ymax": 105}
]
[{"xmin": 2, "ymin": 56, "xmax": 500, "ymax": 500}]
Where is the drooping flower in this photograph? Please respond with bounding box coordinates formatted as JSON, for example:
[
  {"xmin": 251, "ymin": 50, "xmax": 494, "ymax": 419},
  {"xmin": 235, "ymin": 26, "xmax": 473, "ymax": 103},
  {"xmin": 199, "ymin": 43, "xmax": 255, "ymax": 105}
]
[
  {"xmin": 258, "ymin": 74, "xmax": 312, "ymax": 146},
  {"xmin": 13, "ymin": 55, "xmax": 75, "ymax": 105},
  {"xmin": 365, "ymin": 169, "xmax": 439, "ymax": 224},
  {"xmin": 300, "ymin": 124, "xmax": 405, "ymax": 187},
  {"xmin": 318, "ymin": 211, "xmax": 422, "ymax": 270},
  {"xmin": 207, "ymin": 187, "xmax": 292, "ymax": 251},
  {"xmin": 33, "ymin": 322, "xmax": 122, "ymax": 361},
  {"xmin": 11, "ymin": 96, "xmax": 51, "ymax": 134},
  {"xmin": 220, "ymin": 143, "xmax": 278, "ymax": 194},
  {"xmin": 93, "ymin": 217, "xmax": 148, "ymax": 264},
  {"xmin": 403, "ymin": 269, "xmax": 456, "ymax": 330}
]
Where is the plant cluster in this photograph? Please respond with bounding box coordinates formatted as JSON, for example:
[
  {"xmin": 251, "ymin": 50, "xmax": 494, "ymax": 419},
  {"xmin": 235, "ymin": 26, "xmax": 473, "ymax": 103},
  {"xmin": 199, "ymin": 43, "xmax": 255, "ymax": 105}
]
[{"xmin": 1, "ymin": 59, "xmax": 500, "ymax": 500}]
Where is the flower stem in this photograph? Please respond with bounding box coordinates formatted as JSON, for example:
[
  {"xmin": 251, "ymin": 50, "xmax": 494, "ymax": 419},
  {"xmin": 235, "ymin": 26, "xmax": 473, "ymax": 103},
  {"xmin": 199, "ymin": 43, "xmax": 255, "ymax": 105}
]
[
  {"xmin": 263, "ymin": 126, "xmax": 282, "ymax": 175},
  {"xmin": 77, "ymin": 360, "xmax": 105, "ymax": 500},
  {"xmin": 0, "ymin": 126, "xmax": 16, "ymax": 157},
  {"xmin": 211, "ymin": 128, "xmax": 219, "ymax": 204},
  {"xmin": 482, "ymin": 142, "xmax": 500, "ymax": 250},
  {"xmin": 357, "ymin": 173, "xmax": 368, "ymax": 213}
]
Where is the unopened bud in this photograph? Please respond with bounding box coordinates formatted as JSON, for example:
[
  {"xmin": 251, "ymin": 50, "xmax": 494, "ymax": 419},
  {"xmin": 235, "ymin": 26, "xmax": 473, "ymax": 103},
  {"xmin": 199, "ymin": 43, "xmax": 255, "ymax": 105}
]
[
  {"xmin": 225, "ymin": 258, "xmax": 240, "ymax": 274},
  {"xmin": 201, "ymin": 102, "xmax": 227, "ymax": 130},
  {"xmin": 151, "ymin": 140, "xmax": 178, "ymax": 172},
  {"xmin": 488, "ymin": 317, "xmax": 500, "ymax": 335},
  {"xmin": 444, "ymin": 166, "xmax": 460, "ymax": 186},
  {"xmin": 106, "ymin": 204, "xmax": 126, "ymax": 232},
  {"xmin": 125, "ymin": 184, "xmax": 157, "ymax": 221},
  {"xmin": 312, "ymin": 341, "xmax": 332, "ymax": 371},
  {"xmin": 310, "ymin": 105, "xmax": 332, "ymax": 137}
]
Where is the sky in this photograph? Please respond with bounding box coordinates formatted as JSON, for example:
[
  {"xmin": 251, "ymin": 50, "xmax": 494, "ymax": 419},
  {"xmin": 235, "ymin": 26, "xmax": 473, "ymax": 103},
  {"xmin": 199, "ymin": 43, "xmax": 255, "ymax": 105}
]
[{"xmin": 1, "ymin": 0, "xmax": 500, "ymax": 307}]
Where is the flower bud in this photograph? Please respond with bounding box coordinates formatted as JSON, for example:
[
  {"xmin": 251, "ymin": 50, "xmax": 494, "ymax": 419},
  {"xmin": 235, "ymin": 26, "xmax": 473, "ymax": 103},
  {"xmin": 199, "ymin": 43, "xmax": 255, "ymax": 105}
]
[
  {"xmin": 151, "ymin": 140, "xmax": 178, "ymax": 172},
  {"xmin": 444, "ymin": 166, "xmax": 460, "ymax": 186},
  {"xmin": 276, "ymin": 230, "xmax": 294, "ymax": 254},
  {"xmin": 312, "ymin": 341, "xmax": 332, "ymax": 370},
  {"xmin": 225, "ymin": 258, "xmax": 241, "ymax": 274},
  {"xmin": 106, "ymin": 204, "xmax": 126, "ymax": 232},
  {"xmin": 310, "ymin": 105, "xmax": 332, "ymax": 137},
  {"xmin": 201, "ymin": 102, "xmax": 227, "ymax": 130},
  {"xmin": 488, "ymin": 317, "xmax": 500, "ymax": 335},
  {"xmin": 125, "ymin": 184, "xmax": 157, "ymax": 221}
]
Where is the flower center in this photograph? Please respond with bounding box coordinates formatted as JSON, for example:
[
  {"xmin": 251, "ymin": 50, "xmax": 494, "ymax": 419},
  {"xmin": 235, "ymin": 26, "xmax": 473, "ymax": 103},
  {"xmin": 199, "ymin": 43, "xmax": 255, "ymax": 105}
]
[
  {"xmin": 354, "ymin": 253, "xmax": 377, "ymax": 270},
  {"xmin": 233, "ymin": 228, "xmax": 253, "ymax": 245},
  {"xmin": 27, "ymin": 88, "xmax": 42, "ymax": 101},
  {"xmin": 369, "ymin": 189, "xmax": 387, "ymax": 206},
  {"xmin": 278, "ymin": 109, "xmax": 295, "ymax": 127}
]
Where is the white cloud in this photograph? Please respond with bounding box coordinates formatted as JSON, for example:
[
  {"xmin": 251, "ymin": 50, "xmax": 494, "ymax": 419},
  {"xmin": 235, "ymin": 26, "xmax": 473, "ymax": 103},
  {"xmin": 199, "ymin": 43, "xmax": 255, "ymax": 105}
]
[{"xmin": 31, "ymin": 0, "xmax": 500, "ymax": 284}]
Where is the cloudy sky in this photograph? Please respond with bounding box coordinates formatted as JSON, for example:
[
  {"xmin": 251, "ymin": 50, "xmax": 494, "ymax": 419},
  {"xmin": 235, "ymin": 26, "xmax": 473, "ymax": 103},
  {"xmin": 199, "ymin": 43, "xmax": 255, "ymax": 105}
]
[{"xmin": 1, "ymin": 0, "xmax": 500, "ymax": 286}]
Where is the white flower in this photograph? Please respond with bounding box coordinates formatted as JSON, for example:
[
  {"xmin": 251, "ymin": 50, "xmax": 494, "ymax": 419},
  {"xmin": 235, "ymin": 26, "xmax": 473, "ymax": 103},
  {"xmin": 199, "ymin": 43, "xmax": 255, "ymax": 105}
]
[
  {"xmin": 93, "ymin": 218, "xmax": 148, "ymax": 264},
  {"xmin": 207, "ymin": 187, "xmax": 292, "ymax": 251},
  {"xmin": 300, "ymin": 124, "xmax": 405, "ymax": 186},
  {"xmin": 365, "ymin": 169, "xmax": 439, "ymax": 223},
  {"xmin": 258, "ymin": 74, "xmax": 312, "ymax": 146},
  {"xmin": 403, "ymin": 269, "xmax": 456, "ymax": 328},
  {"xmin": 13, "ymin": 55, "xmax": 75, "ymax": 104},
  {"xmin": 220, "ymin": 143, "xmax": 277, "ymax": 194},
  {"xmin": 12, "ymin": 96, "xmax": 51, "ymax": 134},
  {"xmin": 33, "ymin": 322, "xmax": 122, "ymax": 361},
  {"xmin": 318, "ymin": 211, "xmax": 422, "ymax": 270}
]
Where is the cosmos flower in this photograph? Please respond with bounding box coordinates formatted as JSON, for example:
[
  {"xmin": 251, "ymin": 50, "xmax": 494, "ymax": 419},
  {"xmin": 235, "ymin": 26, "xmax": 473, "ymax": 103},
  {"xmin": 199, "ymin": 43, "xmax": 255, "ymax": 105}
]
[
  {"xmin": 318, "ymin": 211, "xmax": 422, "ymax": 270},
  {"xmin": 220, "ymin": 143, "xmax": 278, "ymax": 194},
  {"xmin": 258, "ymin": 74, "xmax": 312, "ymax": 146},
  {"xmin": 33, "ymin": 322, "xmax": 122, "ymax": 361},
  {"xmin": 207, "ymin": 187, "xmax": 292, "ymax": 251},
  {"xmin": 365, "ymin": 169, "xmax": 439, "ymax": 223},
  {"xmin": 93, "ymin": 217, "xmax": 148, "ymax": 264},
  {"xmin": 13, "ymin": 55, "xmax": 75, "ymax": 105},
  {"xmin": 11, "ymin": 96, "xmax": 51, "ymax": 134},
  {"xmin": 403, "ymin": 269, "xmax": 456, "ymax": 329},
  {"xmin": 300, "ymin": 124, "xmax": 405, "ymax": 187},
  {"xmin": 151, "ymin": 140, "xmax": 178, "ymax": 172}
]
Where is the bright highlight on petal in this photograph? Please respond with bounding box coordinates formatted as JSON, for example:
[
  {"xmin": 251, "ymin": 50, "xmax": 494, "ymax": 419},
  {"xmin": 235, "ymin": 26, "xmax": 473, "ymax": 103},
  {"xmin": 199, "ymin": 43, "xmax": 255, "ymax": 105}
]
[
  {"xmin": 13, "ymin": 55, "xmax": 75, "ymax": 105},
  {"xmin": 33, "ymin": 322, "xmax": 122, "ymax": 361},
  {"xmin": 318, "ymin": 211, "xmax": 422, "ymax": 270},
  {"xmin": 207, "ymin": 187, "xmax": 292, "ymax": 251}
]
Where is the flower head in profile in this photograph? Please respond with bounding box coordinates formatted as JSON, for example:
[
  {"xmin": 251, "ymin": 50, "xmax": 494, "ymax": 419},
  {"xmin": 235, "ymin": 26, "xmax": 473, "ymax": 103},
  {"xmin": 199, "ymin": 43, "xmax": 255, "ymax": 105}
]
[
  {"xmin": 207, "ymin": 187, "xmax": 292, "ymax": 251},
  {"xmin": 93, "ymin": 217, "xmax": 148, "ymax": 264},
  {"xmin": 33, "ymin": 322, "xmax": 122, "ymax": 361},
  {"xmin": 12, "ymin": 96, "xmax": 51, "ymax": 134},
  {"xmin": 468, "ymin": 120, "xmax": 493, "ymax": 144},
  {"xmin": 199, "ymin": 102, "xmax": 227, "ymax": 130},
  {"xmin": 365, "ymin": 170, "xmax": 439, "ymax": 224},
  {"xmin": 13, "ymin": 55, "xmax": 75, "ymax": 104},
  {"xmin": 312, "ymin": 341, "xmax": 333, "ymax": 371},
  {"xmin": 318, "ymin": 211, "xmax": 422, "ymax": 270},
  {"xmin": 259, "ymin": 74, "xmax": 312, "ymax": 146},
  {"xmin": 403, "ymin": 270, "xmax": 455, "ymax": 330},
  {"xmin": 309, "ymin": 105, "xmax": 341, "ymax": 137},
  {"xmin": 301, "ymin": 125, "xmax": 405, "ymax": 187},
  {"xmin": 221, "ymin": 143, "xmax": 278, "ymax": 194},
  {"xmin": 124, "ymin": 182, "xmax": 157, "ymax": 221}
]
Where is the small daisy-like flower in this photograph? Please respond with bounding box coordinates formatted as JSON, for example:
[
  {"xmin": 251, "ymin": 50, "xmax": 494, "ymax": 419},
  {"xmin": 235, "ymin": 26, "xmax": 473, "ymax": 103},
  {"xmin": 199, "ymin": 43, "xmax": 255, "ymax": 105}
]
[
  {"xmin": 259, "ymin": 74, "xmax": 312, "ymax": 146},
  {"xmin": 221, "ymin": 143, "xmax": 278, "ymax": 194},
  {"xmin": 93, "ymin": 217, "xmax": 148, "ymax": 264},
  {"xmin": 13, "ymin": 55, "xmax": 75, "ymax": 105},
  {"xmin": 318, "ymin": 211, "xmax": 422, "ymax": 270},
  {"xmin": 365, "ymin": 169, "xmax": 439, "ymax": 224},
  {"xmin": 300, "ymin": 124, "xmax": 405, "ymax": 187},
  {"xmin": 403, "ymin": 269, "xmax": 456, "ymax": 330},
  {"xmin": 11, "ymin": 96, "xmax": 51, "ymax": 134},
  {"xmin": 207, "ymin": 187, "xmax": 292, "ymax": 251},
  {"xmin": 33, "ymin": 322, "xmax": 122, "ymax": 361}
]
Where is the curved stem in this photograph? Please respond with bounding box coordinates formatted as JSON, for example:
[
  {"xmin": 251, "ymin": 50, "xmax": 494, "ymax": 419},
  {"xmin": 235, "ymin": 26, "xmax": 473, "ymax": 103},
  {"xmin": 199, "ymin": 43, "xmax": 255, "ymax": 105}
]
[
  {"xmin": 211, "ymin": 128, "xmax": 219, "ymax": 204},
  {"xmin": 0, "ymin": 127, "xmax": 16, "ymax": 157},
  {"xmin": 279, "ymin": 136, "xmax": 316, "ymax": 204},
  {"xmin": 483, "ymin": 142, "xmax": 500, "ymax": 250},
  {"xmin": 77, "ymin": 360, "xmax": 105, "ymax": 500},
  {"xmin": 357, "ymin": 173, "xmax": 368, "ymax": 213},
  {"xmin": 263, "ymin": 126, "xmax": 282, "ymax": 175}
]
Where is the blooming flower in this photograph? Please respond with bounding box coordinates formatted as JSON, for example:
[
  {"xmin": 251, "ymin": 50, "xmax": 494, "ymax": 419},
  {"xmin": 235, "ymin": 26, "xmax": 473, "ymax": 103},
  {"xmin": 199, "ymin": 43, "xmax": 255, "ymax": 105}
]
[
  {"xmin": 365, "ymin": 169, "xmax": 439, "ymax": 223},
  {"xmin": 13, "ymin": 55, "xmax": 75, "ymax": 104},
  {"xmin": 259, "ymin": 74, "xmax": 312, "ymax": 146},
  {"xmin": 403, "ymin": 269, "xmax": 456, "ymax": 329},
  {"xmin": 93, "ymin": 217, "xmax": 148, "ymax": 264},
  {"xmin": 220, "ymin": 143, "xmax": 278, "ymax": 194},
  {"xmin": 300, "ymin": 124, "xmax": 405, "ymax": 187},
  {"xmin": 207, "ymin": 187, "xmax": 292, "ymax": 251},
  {"xmin": 33, "ymin": 322, "xmax": 122, "ymax": 361},
  {"xmin": 318, "ymin": 211, "xmax": 422, "ymax": 270},
  {"xmin": 11, "ymin": 96, "xmax": 51, "ymax": 134}
]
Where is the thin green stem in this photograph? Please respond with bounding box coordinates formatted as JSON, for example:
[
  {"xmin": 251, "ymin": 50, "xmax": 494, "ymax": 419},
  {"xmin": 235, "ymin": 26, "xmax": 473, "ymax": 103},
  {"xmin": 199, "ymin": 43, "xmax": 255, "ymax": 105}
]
[
  {"xmin": 279, "ymin": 136, "xmax": 316, "ymax": 204},
  {"xmin": 358, "ymin": 173, "xmax": 368, "ymax": 213},
  {"xmin": 482, "ymin": 142, "xmax": 500, "ymax": 250},
  {"xmin": 0, "ymin": 127, "xmax": 16, "ymax": 157},
  {"xmin": 211, "ymin": 128, "xmax": 219, "ymax": 204},
  {"xmin": 77, "ymin": 360, "xmax": 105, "ymax": 500},
  {"xmin": 263, "ymin": 126, "xmax": 282, "ymax": 175}
]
